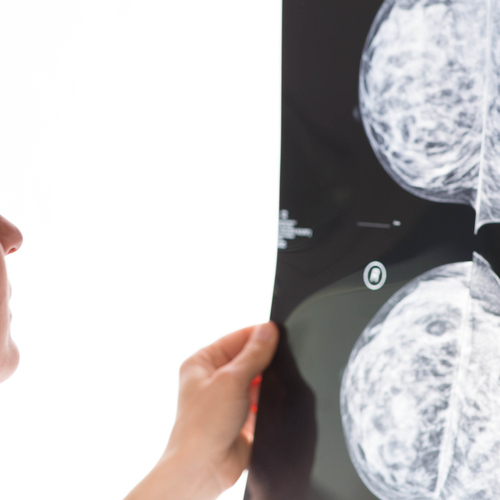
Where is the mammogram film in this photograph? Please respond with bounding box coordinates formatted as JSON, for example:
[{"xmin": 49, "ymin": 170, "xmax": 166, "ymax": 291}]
[
  {"xmin": 360, "ymin": 0, "xmax": 500, "ymax": 232},
  {"xmin": 341, "ymin": 252, "xmax": 500, "ymax": 500}
]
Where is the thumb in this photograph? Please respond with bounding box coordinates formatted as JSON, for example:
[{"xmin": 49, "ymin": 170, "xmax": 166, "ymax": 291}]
[{"xmin": 229, "ymin": 322, "xmax": 279, "ymax": 386}]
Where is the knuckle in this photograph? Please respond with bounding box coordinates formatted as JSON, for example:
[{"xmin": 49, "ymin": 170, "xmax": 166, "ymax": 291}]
[
  {"xmin": 246, "ymin": 340, "xmax": 265, "ymax": 359},
  {"xmin": 179, "ymin": 356, "xmax": 196, "ymax": 376},
  {"xmin": 217, "ymin": 366, "xmax": 245, "ymax": 389}
]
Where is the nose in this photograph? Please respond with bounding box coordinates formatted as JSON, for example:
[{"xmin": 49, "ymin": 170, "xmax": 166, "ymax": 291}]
[{"xmin": 0, "ymin": 215, "xmax": 23, "ymax": 255}]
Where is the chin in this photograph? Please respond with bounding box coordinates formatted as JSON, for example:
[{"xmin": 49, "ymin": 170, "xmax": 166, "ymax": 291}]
[{"xmin": 0, "ymin": 337, "xmax": 20, "ymax": 384}]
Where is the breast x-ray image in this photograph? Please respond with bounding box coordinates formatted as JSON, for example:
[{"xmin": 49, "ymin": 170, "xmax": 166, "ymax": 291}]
[
  {"xmin": 361, "ymin": 0, "xmax": 500, "ymax": 232},
  {"xmin": 341, "ymin": 252, "xmax": 500, "ymax": 500},
  {"xmin": 243, "ymin": 1, "xmax": 500, "ymax": 500}
]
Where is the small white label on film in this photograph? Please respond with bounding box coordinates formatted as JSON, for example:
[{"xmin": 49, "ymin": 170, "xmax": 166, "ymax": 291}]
[
  {"xmin": 278, "ymin": 210, "xmax": 313, "ymax": 249},
  {"xmin": 363, "ymin": 261, "xmax": 387, "ymax": 290}
]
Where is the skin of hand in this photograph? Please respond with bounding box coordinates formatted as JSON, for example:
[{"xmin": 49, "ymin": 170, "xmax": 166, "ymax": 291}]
[
  {"xmin": 124, "ymin": 321, "xmax": 279, "ymax": 500},
  {"xmin": 0, "ymin": 215, "xmax": 23, "ymax": 383}
]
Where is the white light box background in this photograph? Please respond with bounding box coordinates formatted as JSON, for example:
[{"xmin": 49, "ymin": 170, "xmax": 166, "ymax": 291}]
[{"xmin": 0, "ymin": 1, "xmax": 281, "ymax": 499}]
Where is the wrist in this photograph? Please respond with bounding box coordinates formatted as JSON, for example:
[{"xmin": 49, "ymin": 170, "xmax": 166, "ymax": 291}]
[
  {"xmin": 124, "ymin": 446, "xmax": 223, "ymax": 500},
  {"xmin": 156, "ymin": 446, "xmax": 223, "ymax": 500}
]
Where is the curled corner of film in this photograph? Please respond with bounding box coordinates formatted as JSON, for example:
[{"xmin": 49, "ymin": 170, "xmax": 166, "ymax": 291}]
[
  {"xmin": 359, "ymin": 0, "xmax": 500, "ymax": 228},
  {"xmin": 340, "ymin": 252, "xmax": 500, "ymax": 500}
]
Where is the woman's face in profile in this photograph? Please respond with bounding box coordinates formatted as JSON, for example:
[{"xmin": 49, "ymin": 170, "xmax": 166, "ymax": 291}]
[{"xmin": 0, "ymin": 215, "xmax": 23, "ymax": 383}]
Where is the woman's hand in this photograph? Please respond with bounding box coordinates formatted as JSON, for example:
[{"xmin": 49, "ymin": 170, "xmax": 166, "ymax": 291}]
[{"xmin": 124, "ymin": 321, "xmax": 279, "ymax": 500}]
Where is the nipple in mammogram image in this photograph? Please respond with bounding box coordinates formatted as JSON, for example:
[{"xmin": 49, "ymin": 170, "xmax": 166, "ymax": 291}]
[
  {"xmin": 341, "ymin": 253, "xmax": 500, "ymax": 500},
  {"xmin": 360, "ymin": 0, "xmax": 500, "ymax": 232}
]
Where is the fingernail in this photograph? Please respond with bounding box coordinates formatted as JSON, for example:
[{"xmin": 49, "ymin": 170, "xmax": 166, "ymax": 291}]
[
  {"xmin": 250, "ymin": 403, "xmax": 258, "ymax": 413},
  {"xmin": 251, "ymin": 374, "xmax": 263, "ymax": 387},
  {"xmin": 255, "ymin": 322, "xmax": 275, "ymax": 340}
]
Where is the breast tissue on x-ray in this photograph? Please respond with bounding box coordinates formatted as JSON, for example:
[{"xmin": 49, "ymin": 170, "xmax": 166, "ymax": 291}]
[
  {"xmin": 341, "ymin": 1, "xmax": 500, "ymax": 499},
  {"xmin": 360, "ymin": 0, "xmax": 500, "ymax": 232},
  {"xmin": 341, "ymin": 253, "xmax": 500, "ymax": 500}
]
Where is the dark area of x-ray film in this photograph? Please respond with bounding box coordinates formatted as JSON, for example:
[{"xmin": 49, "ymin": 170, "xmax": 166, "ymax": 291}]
[{"xmin": 244, "ymin": 0, "xmax": 500, "ymax": 499}]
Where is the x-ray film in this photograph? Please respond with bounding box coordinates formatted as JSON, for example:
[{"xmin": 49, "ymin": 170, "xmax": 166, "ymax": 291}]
[{"xmin": 244, "ymin": 1, "xmax": 500, "ymax": 499}]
